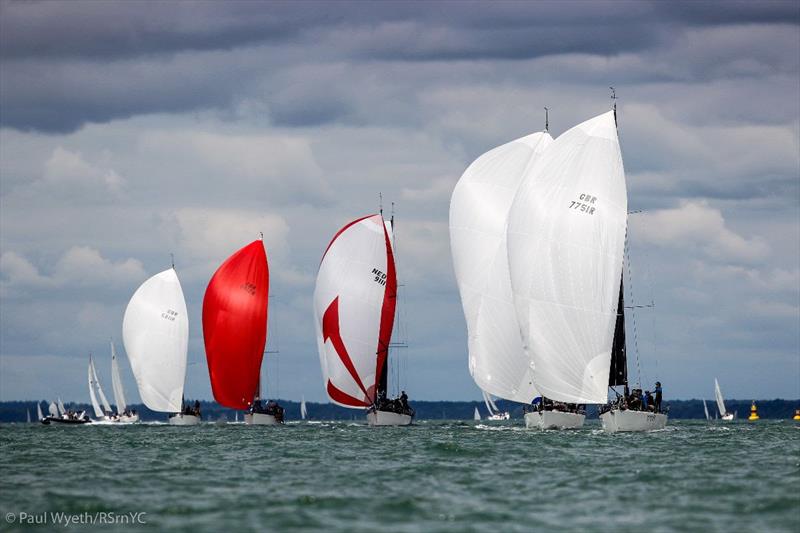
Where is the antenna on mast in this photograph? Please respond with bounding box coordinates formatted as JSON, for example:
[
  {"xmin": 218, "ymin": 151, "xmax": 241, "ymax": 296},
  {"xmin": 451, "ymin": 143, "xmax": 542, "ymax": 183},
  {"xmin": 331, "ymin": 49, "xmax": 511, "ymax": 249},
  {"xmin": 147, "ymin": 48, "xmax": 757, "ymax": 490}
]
[
  {"xmin": 170, "ymin": 253, "xmax": 174, "ymax": 269},
  {"xmin": 610, "ymin": 86, "xmax": 617, "ymax": 126},
  {"xmin": 391, "ymin": 202, "xmax": 395, "ymax": 227},
  {"xmin": 379, "ymin": 192, "xmax": 383, "ymax": 217},
  {"xmin": 259, "ymin": 232, "xmax": 264, "ymax": 241},
  {"xmin": 544, "ymin": 107, "xmax": 549, "ymax": 133}
]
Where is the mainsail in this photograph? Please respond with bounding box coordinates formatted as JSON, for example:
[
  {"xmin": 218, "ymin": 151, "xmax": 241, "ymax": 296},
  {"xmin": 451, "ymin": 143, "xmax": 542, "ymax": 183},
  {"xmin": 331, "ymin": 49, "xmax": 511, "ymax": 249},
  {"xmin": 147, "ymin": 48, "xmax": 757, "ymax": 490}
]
[
  {"xmin": 609, "ymin": 278, "xmax": 628, "ymax": 387},
  {"xmin": 703, "ymin": 399, "xmax": 711, "ymax": 420},
  {"xmin": 473, "ymin": 407, "xmax": 481, "ymax": 421},
  {"xmin": 88, "ymin": 356, "xmax": 104, "ymax": 418},
  {"xmin": 714, "ymin": 378, "xmax": 727, "ymax": 417},
  {"xmin": 57, "ymin": 397, "xmax": 66, "ymax": 416},
  {"xmin": 49, "ymin": 402, "xmax": 59, "ymax": 417},
  {"xmin": 313, "ymin": 214, "xmax": 396, "ymax": 408},
  {"xmin": 90, "ymin": 356, "xmax": 112, "ymax": 414},
  {"xmin": 507, "ymin": 111, "xmax": 627, "ymax": 404},
  {"xmin": 300, "ymin": 396, "xmax": 308, "ymax": 420},
  {"xmin": 110, "ymin": 341, "xmax": 128, "ymax": 414},
  {"xmin": 37, "ymin": 402, "xmax": 44, "ymax": 421},
  {"xmin": 203, "ymin": 240, "xmax": 269, "ymax": 410},
  {"xmin": 122, "ymin": 268, "xmax": 189, "ymax": 413},
  {"xmin": 450, "ymin": 131, "xmax": 552, "ymax": 403}
]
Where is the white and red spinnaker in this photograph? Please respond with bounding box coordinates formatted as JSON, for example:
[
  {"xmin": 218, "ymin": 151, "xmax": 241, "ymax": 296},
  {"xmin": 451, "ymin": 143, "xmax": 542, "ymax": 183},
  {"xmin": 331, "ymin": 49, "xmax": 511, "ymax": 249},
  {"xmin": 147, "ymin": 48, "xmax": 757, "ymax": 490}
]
[{"xmin": 313, "ymin": 214, "xmax": 397, "ymax": 408}]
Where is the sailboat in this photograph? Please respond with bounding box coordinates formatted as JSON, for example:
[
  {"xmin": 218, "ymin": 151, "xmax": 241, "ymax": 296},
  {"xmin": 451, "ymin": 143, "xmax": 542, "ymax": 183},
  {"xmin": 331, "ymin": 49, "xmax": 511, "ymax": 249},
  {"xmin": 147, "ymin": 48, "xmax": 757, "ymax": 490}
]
[
  {"xmin": 703, "ymin": 399, "xmax": 711, "ymax": 421},
  {"xmin": 714, "ymin": 378, "xmax": 736, "ymax": 420},
  {"xmin": 482, "ymin": 391, "xmax": 510, "ymax": 421},
  {"xmin": 450, "ymin": 122, "xmax": 556, "ymax": 428},
  {"xmin": 123, "ymin": 265, "xmax": 194, "ymax": 425},
  {"xmin": 203, "ymin": 239, "xmax": 281, "ymax": 425},
  {"xmin": 42, "ymin": 397, "xmax": 90, "ymax": 425},
  {"xmin": 36, "ymin": 402, "xmax": 44, "ymax": 422},
  {"xmin": 300, "ymin": 396, "xmax": 308, "ymax": 420},
  {"xmin": 110, "ymin": 341, "xmax": 138, "ymax": 423},
  {"xmin": 26, "ymin": 409, "xmax": 31, "ymax": 423},
  {"xmin": 314, "ymin": 211, "xmax": 412, "ymax": 426},
  {"xmin": 88, "ymin": 353, "xmax": 110, "ymax": 421},
  {"xmin": 473, "ymin": 407, "xmax": 481, "ymax": 421}
]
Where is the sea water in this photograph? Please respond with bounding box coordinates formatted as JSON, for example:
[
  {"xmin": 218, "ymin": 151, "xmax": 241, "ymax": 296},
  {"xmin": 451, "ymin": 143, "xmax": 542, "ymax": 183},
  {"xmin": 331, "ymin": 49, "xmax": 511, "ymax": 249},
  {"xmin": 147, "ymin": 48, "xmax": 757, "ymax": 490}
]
[{"xmin": 1, "ymin": 420, "xmax": 798, "ymax": 532}]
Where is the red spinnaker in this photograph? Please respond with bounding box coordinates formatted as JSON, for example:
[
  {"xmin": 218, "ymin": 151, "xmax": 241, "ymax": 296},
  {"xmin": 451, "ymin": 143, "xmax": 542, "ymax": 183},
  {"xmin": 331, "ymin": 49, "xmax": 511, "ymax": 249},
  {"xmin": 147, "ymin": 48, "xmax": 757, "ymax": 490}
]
[{"xmin": 203, "ymin": 240, "xmax": 268, "ymax": 409}]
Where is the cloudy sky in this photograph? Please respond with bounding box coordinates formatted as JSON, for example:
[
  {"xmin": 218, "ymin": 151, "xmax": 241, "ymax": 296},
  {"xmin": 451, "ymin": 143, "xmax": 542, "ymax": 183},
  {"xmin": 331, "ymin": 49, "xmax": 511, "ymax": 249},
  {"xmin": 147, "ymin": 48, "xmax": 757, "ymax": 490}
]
[{"xmin": 1, "ymin": 0, "xmax": 798, "ymax": 405}]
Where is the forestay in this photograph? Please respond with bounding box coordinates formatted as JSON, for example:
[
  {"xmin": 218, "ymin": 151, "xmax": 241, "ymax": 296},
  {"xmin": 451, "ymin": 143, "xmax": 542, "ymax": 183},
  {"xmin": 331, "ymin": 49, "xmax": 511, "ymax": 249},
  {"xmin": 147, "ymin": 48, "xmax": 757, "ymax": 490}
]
[
  {"xmin": 313, "ymin": 214, "xmax": 396, "ymax": 408},
  {"xmin": 122, "ymin": 268, "xmax": 189, "ymax": 413},
  {"xmin": 450, "ymin": 132, "xmax": 552, "ymax": 403},
  {"xmin": 203, "ymin": 240, "xmax": 269, "ymax": 410},
  {"xmin": 507, "ymin": 111, "xmax": 627, "ymax": 404}
]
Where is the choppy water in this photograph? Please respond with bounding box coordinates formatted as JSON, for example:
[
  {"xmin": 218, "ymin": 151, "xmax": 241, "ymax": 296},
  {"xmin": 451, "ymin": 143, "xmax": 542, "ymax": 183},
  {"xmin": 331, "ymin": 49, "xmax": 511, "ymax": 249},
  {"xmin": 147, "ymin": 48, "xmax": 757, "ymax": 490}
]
[{"xmin": 1, "ymin": 419, "xmax": 798, "ymax": 532}]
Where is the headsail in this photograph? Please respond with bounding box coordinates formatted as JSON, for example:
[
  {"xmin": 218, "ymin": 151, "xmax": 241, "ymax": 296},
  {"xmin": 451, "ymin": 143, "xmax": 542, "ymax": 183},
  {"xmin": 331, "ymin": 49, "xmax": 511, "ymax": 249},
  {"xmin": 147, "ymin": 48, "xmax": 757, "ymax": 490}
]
[
  {"xmin": 313, "ymin": 214, "xmax": 396, "ymax": 409},
  {"xmin": 203, "ymin": 240, "xmax": 269, "ymax": 410},
  {"xmin": 714, "ymin": 378, "xmax": 727, "ymax": 417},
  {"xmin": 450, "ymin": 131, "xmax": 552, "ymax": 403},
  {"xmin": 110, "ymin": 341, "xmax": 128, "ymax": 414},
  {"xmin": 507, "ymin": 111, "xmax": 627, "ymax": 404},
  {"xmin": 88, "ymin": 356, "xmax": 104, "ymax": 418},
  {"xmin": 122, "ymin": 268, "xmax": 189, "ymax": 413}
]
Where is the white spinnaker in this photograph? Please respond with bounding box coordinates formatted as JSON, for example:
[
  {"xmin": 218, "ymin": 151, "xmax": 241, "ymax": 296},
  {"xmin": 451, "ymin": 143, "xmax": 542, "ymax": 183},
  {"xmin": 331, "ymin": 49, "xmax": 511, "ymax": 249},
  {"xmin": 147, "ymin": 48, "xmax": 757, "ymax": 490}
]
[
  {"xmin": 88, "ymin": 358, "xmax": 104, "ymax": 418},
  {"xmin": 49, "ymin": 402, "xmax": 59, "ymax": 417},
  {"xmin": 508, "ymin": 111, "xmax": 627, "ymax": 404},
  {"xmin": 714, "ymin": 378, "xmax": 727, "ymax": 416},
  {"xmin": 91, "ymin": 357, "xmax": 112, "ymax": 413},
  {"xmin": 703, "ymin": 399, "xmax": 710, "ymax": 420},
  {"xmin": 110, "ymin": 341, "xmax": 127, "ymax": 414},
  {"xmin": 122, "ymin": 268, "xmax": 188, "ymax": 413},
  {"xmin": 450, "ymin": 131, "xmax": 552, "ymax": 403},
  {"xmin": 314, "ymin": 214, "xmax": 393, "ymax": 409}
]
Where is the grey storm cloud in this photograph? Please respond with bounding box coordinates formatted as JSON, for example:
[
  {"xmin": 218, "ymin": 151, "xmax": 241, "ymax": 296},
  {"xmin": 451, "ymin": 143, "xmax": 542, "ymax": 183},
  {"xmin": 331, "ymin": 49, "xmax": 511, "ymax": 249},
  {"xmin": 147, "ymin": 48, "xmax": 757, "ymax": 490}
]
[{"xmin": 2, "ymin": 0, "xmax": 798, "ymax": 133}]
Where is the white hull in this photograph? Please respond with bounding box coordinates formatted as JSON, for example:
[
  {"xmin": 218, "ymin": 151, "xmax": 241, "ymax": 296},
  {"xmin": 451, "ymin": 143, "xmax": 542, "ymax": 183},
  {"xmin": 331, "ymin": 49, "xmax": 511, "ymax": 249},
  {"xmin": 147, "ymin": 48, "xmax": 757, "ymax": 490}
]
[
  {"xmin": 721, "ymin": 413, "xmax": 734, "ymax": 421},
  {"xmin": 524, "ymin": 411, "xmax": 585, "ymax": 430},
  {"xmin": 244, "ymin": 413, "xmax": 279, "ymax": 425},
  {"xmin": 366, "ymin": 410, "xmax": 413, "ymax": 426},
  {"xmin": 168, "ymin": 413, "xmax": 200, "ymax": 426},
  {"xmin": 486, "ymin": 412, "xmax": 510, "ymax": 421},
  {"xmin": 601, "ymin": 409, "xmax": 667, "ymax": 433}
]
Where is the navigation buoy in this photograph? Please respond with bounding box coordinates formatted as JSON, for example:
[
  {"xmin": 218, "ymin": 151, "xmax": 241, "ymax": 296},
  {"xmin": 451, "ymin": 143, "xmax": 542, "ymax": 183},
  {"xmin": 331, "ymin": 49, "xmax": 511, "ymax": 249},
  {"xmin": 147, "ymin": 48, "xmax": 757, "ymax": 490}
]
[
  {"xmin": 792, "ymin": 409, "xmax": 800, "ymax": 421},
  {"xmin": 748, "ymin": 401, "xmax": 759, "ymax": 421}
]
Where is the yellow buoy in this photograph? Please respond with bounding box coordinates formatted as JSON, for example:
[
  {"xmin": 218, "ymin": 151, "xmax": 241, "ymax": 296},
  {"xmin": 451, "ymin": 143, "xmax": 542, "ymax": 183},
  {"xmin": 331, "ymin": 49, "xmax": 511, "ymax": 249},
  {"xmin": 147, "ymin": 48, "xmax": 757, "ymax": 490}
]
[
  {"xmin": 748, "ymin": 401, "xmax": 759, "ymax": 421},
  {"xmin": 793, "ymin": 409, "xmax": 800, "ymax": 421}
]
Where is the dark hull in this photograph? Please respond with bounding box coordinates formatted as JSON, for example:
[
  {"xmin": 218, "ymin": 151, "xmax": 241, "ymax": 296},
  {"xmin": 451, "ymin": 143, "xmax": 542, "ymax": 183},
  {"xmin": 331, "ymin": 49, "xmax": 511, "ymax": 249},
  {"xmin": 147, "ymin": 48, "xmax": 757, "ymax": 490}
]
[{"xmin": 41, "ymin": 416, "xmax": 91, "ymax": 425}]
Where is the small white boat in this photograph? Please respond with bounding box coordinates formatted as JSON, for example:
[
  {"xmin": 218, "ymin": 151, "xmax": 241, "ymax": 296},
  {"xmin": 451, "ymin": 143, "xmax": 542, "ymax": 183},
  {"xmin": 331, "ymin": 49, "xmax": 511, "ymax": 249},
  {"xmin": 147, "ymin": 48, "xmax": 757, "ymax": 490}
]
[
  {"xmin": 244, "ymin": 412, "xmax": 279, "ymax": 425},
  {"xmin": 600, "ymin": 409, "xmax": 668, "ymax": 433},
  {"xmin": 715, "ymin": 378, "xmax": 736, "ymax": 420},
  {"xmin": 482, "ymin": 391, "xmax": 510, "ymax": 421},
  {"xmin": 524, "ymin": 410, "xmax": 585, "ymax": 430},
  {"xmin": 366, "ymin": 408, "xmax": 412, "ymax": 426}
]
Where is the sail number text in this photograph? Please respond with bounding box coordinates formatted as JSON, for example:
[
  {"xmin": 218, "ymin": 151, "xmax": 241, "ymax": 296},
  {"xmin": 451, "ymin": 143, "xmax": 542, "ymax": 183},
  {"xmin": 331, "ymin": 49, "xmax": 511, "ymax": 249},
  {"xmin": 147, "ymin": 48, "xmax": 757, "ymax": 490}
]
[
  {"xmin": 372, "ymin": 268, "xmax": 387, "ymax": 286},
  {"xmin": 162, "ymin": 309, "xmax": 179, "ymax": 321},
  {"xmin": 569, "ymin": 193, "xmax": 597, "ymax": 215}
]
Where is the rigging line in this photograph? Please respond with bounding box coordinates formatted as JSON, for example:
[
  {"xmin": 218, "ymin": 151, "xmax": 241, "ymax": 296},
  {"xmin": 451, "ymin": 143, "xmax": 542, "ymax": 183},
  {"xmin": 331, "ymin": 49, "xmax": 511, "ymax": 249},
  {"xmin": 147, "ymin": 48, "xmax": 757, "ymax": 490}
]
[{"xmin": 624, "ymin": 230, "xmax": 643, "ymax": 389}]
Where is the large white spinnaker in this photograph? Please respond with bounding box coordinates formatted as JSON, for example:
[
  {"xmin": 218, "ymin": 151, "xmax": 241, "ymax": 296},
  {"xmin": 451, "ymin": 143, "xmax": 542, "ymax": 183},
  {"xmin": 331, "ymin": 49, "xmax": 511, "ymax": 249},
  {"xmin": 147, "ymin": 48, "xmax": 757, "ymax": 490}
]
[
  {"xmin": 450, "ymin": 131, "xmax": 552, "ymax": 403},
  {"xmin": 122, "ymin": 268, "xmax": 189, "ymax": 413},
  {"xmin": 714, "ymin": 378, "xmax": 727, "ymax": 417},
  {"xmin": 507, "ymin": 111, "xmax": 627, "ymax": 404},
  {"xmin": 88, "ymin": 356, "xmax": 104, "ymax": 418},
  {"xmin": 313, "ymin": 214, "xmax": 396, "ymax": 409},
  {"xmin": 110, "ymin": 341, "xmax": 127, "ymax": 414}
]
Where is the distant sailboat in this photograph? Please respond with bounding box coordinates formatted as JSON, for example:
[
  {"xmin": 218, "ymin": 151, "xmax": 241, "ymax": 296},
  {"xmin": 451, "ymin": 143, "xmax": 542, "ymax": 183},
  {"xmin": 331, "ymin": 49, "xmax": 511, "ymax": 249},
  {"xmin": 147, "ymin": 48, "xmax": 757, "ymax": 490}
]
[
  {"xmin": 482, "ymin": 391, "xmax": 510, "ymax": 421},
  {"xmin": 473, "ymin": 406, "xmax": 481, "ymax": 421},
  {"xmin": 314, "ymin": 212, "xmax": 412, "ymax": 426},
  {"xmin": 88, "ymin": 354, "xmax": 107, "ymax": 420},
  {"xmin": 123, "ymin": 265, "xmax": 195, "ymax": 425},
  {"xmin": 300, "ymin": 396, "xmax": 308, "ymax": 420},
  {"xmin": 703, "ymin": 399, "xmax": 711, "ymax": 421},
  {"xmin": 26, "ymin": 409, "xmax": 31, "ymax": 423},
  {"xmin": 714, "ymin": 378, "xmax": 735, "ymax": 420},
  {"xmin": 111, "ymin": 341, "xmax": 138, "ymax": 423},
  {"xmin": 36, "ymin": 402, "xmax": 44, "ymax": 422}
]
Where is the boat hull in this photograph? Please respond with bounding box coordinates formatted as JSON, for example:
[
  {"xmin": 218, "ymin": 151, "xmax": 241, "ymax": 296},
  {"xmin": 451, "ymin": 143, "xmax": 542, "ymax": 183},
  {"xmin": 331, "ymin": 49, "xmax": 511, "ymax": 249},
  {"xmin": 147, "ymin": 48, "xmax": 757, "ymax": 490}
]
[
  {"xmin": 244, "ymin": 412, "xmax": 280, "ymax": 425},
  {"xmin": 41, "ymin": 416, "xmax": 90, "ymax": 425},
  {"xmin": 524, "ymin": 410, "xmax": 585, "ymax": 430},
  {"xmin": 600, "ymin": 409, "xmax": 668, "ymax": 433},
  {"xmin": 168, "ymin": 414, "xmax": 200, "ymax": 426},
  {"xmin": 721, "ymin": 413, "xmax": 734, "ymax": 421},
  {"xmin": 118, "ymin": 414, "xmax": 139, "ymax": 423},
  {"xmin": 366, "ymin": 410, "xmax": 413, "ymax": 426}
]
